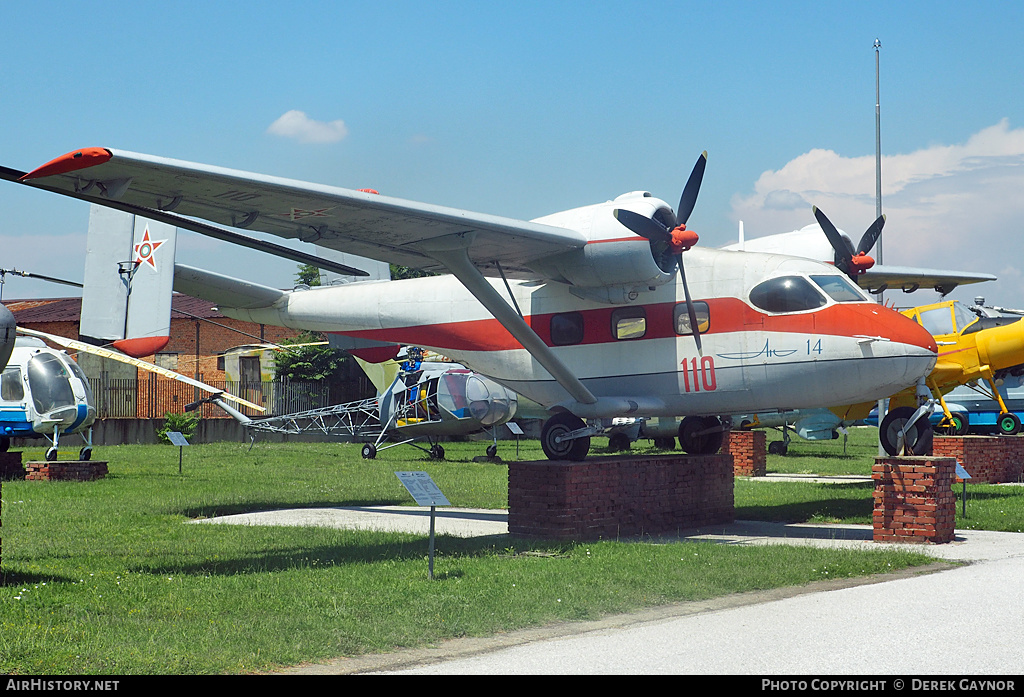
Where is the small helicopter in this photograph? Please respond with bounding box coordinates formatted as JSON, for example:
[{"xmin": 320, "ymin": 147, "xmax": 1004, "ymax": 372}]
[
  {"xmin": 0, "ymin": 327, "xmax": 265, "ymax": 461},
  {"xmin": 205, "ymin": 345, "xmax": 521, "ymax": 459}
]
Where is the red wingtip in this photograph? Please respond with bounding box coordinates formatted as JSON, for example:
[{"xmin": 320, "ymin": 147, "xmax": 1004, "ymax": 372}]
[
  {"xmin": 19, "ymin": 148, "xmax": 112, "ymax": 181},
  {"xmin": 112, "ymin": 336, "xmax": 170, "ymax": 358}
]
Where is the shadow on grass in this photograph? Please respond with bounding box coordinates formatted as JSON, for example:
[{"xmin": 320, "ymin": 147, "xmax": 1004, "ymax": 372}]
[
  {"xmin": 176, "ymin": 498, "xmax": 408, "ymax": 518},
  {"xmin": 0, "ymin": 570, "xmax": 78, "ymax": 587},
  {"xmin": 129, "ymin": 534, "xmax": 571, "ymax": 578}
]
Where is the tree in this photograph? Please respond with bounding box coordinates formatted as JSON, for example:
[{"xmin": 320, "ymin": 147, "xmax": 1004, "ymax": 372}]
[
  {"xmin": 295, "ymin": 263, "xmax": 322, "ymax": 287},
  {"xmin": 272, "ymin": 330, "xmax": 348, "ymax": 382},
  {"xmin": 389, "ymin": 264, "xmax": 436, "ymax": 280}
]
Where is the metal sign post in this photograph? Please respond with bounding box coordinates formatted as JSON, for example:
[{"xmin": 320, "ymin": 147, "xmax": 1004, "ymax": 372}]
[
  {"xmin": 395, "ymin": 471, "xmax": 451, "ymax": 580},
  {"xmin": 165, "ymin": 431, "xmax": 190, "ymax": 474},
  {"xmin": 955, "ymin": 462, "xmax": 972, "ymax": 518},
  {"xmin": 507, "ymin": 421, "xmax": 524, "ymax": 459}
]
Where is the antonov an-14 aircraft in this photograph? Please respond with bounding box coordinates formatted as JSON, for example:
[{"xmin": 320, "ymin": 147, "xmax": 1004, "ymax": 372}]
[{"xmin": 5, "ymin": 148, "xmax": 938, "ymax": 460}]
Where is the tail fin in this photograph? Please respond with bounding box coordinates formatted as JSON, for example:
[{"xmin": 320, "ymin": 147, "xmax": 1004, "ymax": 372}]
[{"xmin": 80, "ymin": 204, "xmax": 176, "ymax": 357}]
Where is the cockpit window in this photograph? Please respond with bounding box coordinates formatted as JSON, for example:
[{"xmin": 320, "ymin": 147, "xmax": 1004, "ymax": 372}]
[
  {"xmin": 27, "ymin": 353, "xmax": 76, "ymax": 415},
  {"xmin": 811, "ymin": 275, "xmax": 867, "ymax": 303},
  {"xmin": 917, "ymin": 306, "xmax": 956, "ymax": 335},
  {"xmin": 1, "ymin": 367, "xmax": 24, "ymax": 401},
  {"xmin": 749, "ymin": 276, "xmax": 827, "ymax": 314},
  {"xmin": 952, "ymin": 302, "xmax": 979, "ymax": 334}
]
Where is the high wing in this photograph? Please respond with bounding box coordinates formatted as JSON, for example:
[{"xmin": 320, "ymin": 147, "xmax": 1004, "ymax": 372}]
[
  {"xmin": 12, "ymin": 148, "xmax": 586, "ymax": 278},
  {"xmin": 857, "ymin": 264, "xmax": 996, "ymax": 296}
]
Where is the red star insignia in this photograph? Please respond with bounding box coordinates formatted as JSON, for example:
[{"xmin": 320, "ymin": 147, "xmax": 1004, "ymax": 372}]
[{"xmin": 133, "ymin": 227, "xmax": 166, "ymax": 270}]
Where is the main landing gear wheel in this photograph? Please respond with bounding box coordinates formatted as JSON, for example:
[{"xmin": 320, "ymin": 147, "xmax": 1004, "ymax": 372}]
[
  {"xmin": 677, "ymin": 416, "xmax": 724, "ymax": 455},
  {"xmin": 653, "ymin": 436, "xmax": 675, "ymax": 450},
  {"xmin": 486, "ymin": 444, "xmax": 498, "ymax": 458},
  {"xmin": 879, "ymin": 407, "xmax": 931, "ymax": 456},
  {"xmin": 608, "ymin": 432, "xmax": 631, "ymax": 452},
  {"xmin": 361, "ymin": 443, "xmax": 377, "ymax": 460},
  {"xmin": 767, "ymin": 441, "xmax": 788, "ymax": 456},
  {"xmin": 79, "ymin": 447, "xmax": 93, "ymax": 461},
  {"xmin": 997, "ymin": 412, "xmax": 1021, "ymax": 436},
  {"xmin": 540, "ymin": 412, "xmax": 590, "ymax": 461},
  {"xmin": 429, "ymin": 444, "xmax": 445, "ymax": 460},
  {"xmin": 45, "ymin": 447, "xmax": 58, "ymax": 462},
  {"xmin": 936, "ymin": 413, "xmax": 969, "ymax": 436}
]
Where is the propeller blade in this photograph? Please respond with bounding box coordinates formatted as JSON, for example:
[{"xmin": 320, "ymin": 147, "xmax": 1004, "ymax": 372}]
[
  {"xmin": 813, "ymin": 206, "xmax": 855, "ymax": 275},
  {"xmin": 613, "ymin": 208, "xmax": 670, "ymax": 241},
  {"xmin": 856, "ymin": 214, "xmax": 886, "ymax": 256},
  {"xmin": 676, "ymin": 253, "xmax": 703, "ymax": 356},
  {"xmin": 676, "ymin": 151, "xmax": 708, "ymax": 226}
]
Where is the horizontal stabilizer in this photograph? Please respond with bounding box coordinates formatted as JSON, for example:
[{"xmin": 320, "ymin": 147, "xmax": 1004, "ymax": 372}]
[{"xmin": 173, "ymin": 264, "xmax": 286, "ymax": 310}]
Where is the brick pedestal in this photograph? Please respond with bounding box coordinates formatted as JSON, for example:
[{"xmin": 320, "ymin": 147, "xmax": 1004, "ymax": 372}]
[
  {"xmin": 25, "ymin": 460, "xmax": 108, "ymax": 481},
  {"xmin": 873, "ymin": 456, "xmax": 956, "ymax": 544},
  {"xmin": 932, "ymin": 435, "xmax": 1024, "ymax": 484},
  {"xmin": 0, "ymin": 451, "xmax": 25, "ymax": 480},
  {"xmin": 722, "ymin": 430, "xmax": 766, "ymax": 476},
  {"xmin": 508, "ymin": 453, "xmax": 734, "ymax": 540}
]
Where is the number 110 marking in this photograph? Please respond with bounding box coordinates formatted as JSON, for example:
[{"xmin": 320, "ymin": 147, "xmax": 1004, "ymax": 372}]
[{"xmin": 681, "ymin": 356, "xmax": 717, "ymax": 392}]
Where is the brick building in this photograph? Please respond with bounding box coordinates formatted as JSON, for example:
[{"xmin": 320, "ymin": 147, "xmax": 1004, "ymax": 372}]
[{"xmin": 6, "ymin": 293, "xmax": 369, "ymax": 419}]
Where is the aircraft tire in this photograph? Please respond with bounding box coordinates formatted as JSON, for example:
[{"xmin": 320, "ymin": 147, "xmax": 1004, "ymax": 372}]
[
  {"xmin": 879, "ymin": 407, "xmax": 931, "ymax": 456},
  {"xmin": 45, "ymin": 447, "xmax": 58, "ymax": 462},
  {"xmin": 653, "ymin": 436, "xmax": 675, "ymax": 450},
  {"xmin": 767, "ymin": 441, "xmax": 788, "ymax": 456},
  {"xmin": 677, "ymin": 416, "xmax": 724, "ymax": 455},
  {"xmin": 79, "ymin": 447, "xmax": 92, "ymax": 461},
  {"xmin": 997, "ymin": 412, "xmax": 1021, "ymax": 436},
  {"xmin": 429, "ymin": 444, "xmax": 445, "ymax": 460},
  {"xmin": 541, "ymin": 413, "xmax": 590, "ymax": 461},
  {"xmin": 361, "ymin": 443, "xmax": 377, "ymax": 459},
  {"xmin": 936, "ymin": 413, "xmax": 969, "ymax": 436},
  {"xmin": 608, "ymin": 432, "xmax": 631, "ymax": 452}
]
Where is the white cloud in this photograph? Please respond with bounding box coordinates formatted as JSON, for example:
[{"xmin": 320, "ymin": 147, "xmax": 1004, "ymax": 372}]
[
  {"xmin": 731, "ymin": 119, "xmax": 1024, "ymax": 303},
  {"xmin": 266, "ymin": 110, "xmax": 349, "ymax": 144}
]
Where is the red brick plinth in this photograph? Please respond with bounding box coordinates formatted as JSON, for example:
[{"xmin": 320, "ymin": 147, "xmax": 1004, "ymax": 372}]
[
  {"xmin": 873, "ymin": 457, "xmax": 956, "ymax": 544},
  {"xmin": 508, "ymin": 453, "xmax": 734, "ymax": 540},
  {"xmin": 0, "ymin": 451, "xmax": 24, "ymax": 480},
  {"xmin": 25, "ymin": 461, "xmax": 108, "ymax": 481},
  {"xmin": 722, "ymin": 430, "xmax": 766, "ymax": 476},
  {"xmin": 932, "ymin": 435, "xmax": 1024, "ymax": 484}
]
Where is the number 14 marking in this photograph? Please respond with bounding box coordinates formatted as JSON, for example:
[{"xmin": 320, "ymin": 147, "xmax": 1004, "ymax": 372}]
[{"xmin": 807, "ymin": 339, "xmax": 822, "ymax": 355}]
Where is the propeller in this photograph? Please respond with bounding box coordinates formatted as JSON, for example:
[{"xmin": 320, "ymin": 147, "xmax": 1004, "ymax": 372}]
[
  {"xmin": 613, "ymin": 152, "xmax": 707, "ymax": 354},
  {"xmin": 812, "ymin": 207, "xmax": 885, "ymax": 281}
]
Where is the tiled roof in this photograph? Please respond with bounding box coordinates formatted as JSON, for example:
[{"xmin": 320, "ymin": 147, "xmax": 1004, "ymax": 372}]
[{"xmin": 7, "ymin": 293, "xmax": 227, "ymax": 324}]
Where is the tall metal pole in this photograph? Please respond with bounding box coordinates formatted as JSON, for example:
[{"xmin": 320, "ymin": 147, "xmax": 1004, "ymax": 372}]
[{"xmin": 875, "ymin": 38, "xmax": 886, "ymax": 455}]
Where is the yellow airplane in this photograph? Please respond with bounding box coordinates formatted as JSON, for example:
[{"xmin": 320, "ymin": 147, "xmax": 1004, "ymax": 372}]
[{"xmin": 834, "ymin": 298, "xmax": 1024, "ymax": 455}]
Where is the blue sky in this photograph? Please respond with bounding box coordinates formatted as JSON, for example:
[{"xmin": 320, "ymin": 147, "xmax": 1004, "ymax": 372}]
[{"xmin": 2, "ymin": 1, "xmax": 1023, "ymax": 306}]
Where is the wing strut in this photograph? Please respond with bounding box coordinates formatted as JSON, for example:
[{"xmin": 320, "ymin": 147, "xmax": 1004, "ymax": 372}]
[{"xmin": 416, "ymin": 233, "xmax": 597, "ymax": 406}]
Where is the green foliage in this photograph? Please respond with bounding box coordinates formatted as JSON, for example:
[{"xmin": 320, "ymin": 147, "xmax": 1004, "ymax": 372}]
[
  {"xmin": 389, "ymin": 263, "xmax": 437, "ymax": 280},
  {"xmin": 295, "ymin": 263, "xmax": 322, "ymax": 287},
  {"xmin": 156, "ymin": 410, "xmax": 199, "ymax": 444},
  {"xmin": 272, "ymin": 330, "xmax": 348, "ymax": 382}
]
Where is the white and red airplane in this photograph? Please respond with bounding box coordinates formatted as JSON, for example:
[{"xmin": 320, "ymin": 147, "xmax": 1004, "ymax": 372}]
[{"xmin": 3, "ymin": 148, "xmax": 939, "ymax": 460}]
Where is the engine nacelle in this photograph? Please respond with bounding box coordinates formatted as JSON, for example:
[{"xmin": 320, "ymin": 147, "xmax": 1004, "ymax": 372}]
[{"xmin": 527, "ymin": 193, "xmax": 678, "ymax": 304}]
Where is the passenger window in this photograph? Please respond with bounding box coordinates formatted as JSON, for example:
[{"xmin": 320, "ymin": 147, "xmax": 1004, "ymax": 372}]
[
  {"xmin": 674, "ymin": 302, "xmax": 710, "ymax": 334},
  {"xmin": 749, "ymin": 276, "xmax": 827, "ymax": 313},
  {"xmin": 612, "ymin": 308, "xmax": 646, "ymax": 340},
  {"xmin": 550, "ymin": 312, "xmax": 584, "ymax": 345}
]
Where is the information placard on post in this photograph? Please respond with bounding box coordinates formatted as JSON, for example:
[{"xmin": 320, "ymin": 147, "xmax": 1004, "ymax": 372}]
[
  {"xmin": 395, "ymin": 471, "xmax": 451, "ymax": 507},
  {"xmin": 166, "ymin": 431, "xmax": 190, "ymax": 474},
  {"xmin": 395, "ymin": 471, "xmax": 450, "ymax": 580}
]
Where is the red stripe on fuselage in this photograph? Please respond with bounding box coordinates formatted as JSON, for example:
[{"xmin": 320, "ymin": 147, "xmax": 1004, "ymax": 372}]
[{"xmin": 333, "ymin": 298, "xmax": 936, "ymax": 354}]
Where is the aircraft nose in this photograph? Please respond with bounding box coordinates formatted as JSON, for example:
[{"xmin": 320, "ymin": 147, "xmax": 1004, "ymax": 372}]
[{"xmin": 976, "ymin": 318, "xmax": 1024, "ymax": 371}]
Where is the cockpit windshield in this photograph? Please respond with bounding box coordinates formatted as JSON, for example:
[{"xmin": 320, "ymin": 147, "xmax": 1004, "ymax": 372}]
[
  {"xmin": 810, "ymin": 275, "xmax": 868, "ymax": 303},
  {"xmin": 749, "ymin": 276, "xmax": 827, "ymax": 314},
  {"xmin": 27, "ymin": 353, "xmax": 76, "ymax": 415},
  {"xmin": 916, "ymin": 302, "xmax": 978, "ymax": 336}
]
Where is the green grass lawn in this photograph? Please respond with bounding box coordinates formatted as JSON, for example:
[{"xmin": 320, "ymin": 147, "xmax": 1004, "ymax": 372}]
[{"xmin": 0, "ymin": 438, "xmax": 942, "ymax": 675}]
